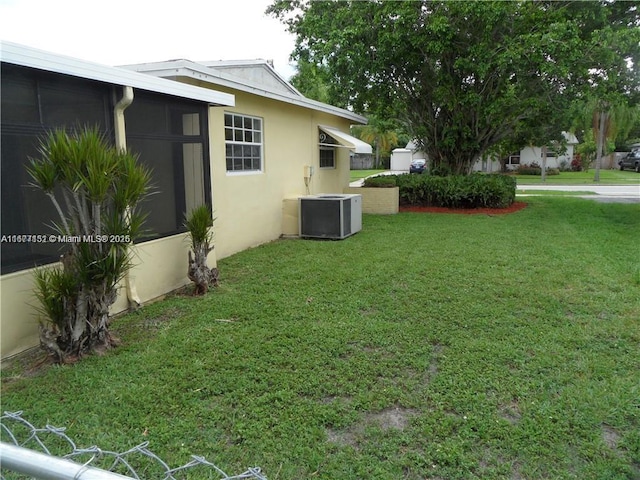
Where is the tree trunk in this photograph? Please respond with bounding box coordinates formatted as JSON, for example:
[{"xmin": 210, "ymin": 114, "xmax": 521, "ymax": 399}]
[
  {"xmin": 541, "ymin": 145, "xmax": 547, "ymax": 183},
  {"xmin": 594, "ymin": 110, "xmax": 607, "ymax": 183},
  {"xmin": 188, "ymin": 246, "xmax": 219, "ymax": 295}
]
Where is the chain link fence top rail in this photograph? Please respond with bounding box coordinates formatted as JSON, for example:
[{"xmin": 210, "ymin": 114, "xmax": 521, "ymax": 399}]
[{"xmin": 0, "ymin": 411, "xmax": 267, "ymax": 480}]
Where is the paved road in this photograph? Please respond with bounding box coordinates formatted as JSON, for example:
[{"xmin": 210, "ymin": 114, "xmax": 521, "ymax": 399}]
[
  {"xmin": 350, "ymin": 173, "xmax": 640, "ymax": 203},
  {"xmin": 517, "ymin": 184, "xmax": 640, "ymax": 203}
]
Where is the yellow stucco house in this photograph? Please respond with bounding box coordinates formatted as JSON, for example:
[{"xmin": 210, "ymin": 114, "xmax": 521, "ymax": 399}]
[{"xmin": 0, "ymin": 42, "xmax": 371, "ymax": 359}]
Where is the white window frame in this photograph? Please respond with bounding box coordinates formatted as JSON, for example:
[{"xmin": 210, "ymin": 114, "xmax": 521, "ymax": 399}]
[
  {"xmin": 319, "ymin": 146, "xmax": 336, "ymax": 169},
  {"xmin": 507, "ymin": 154, "xmax": 520, "ymax": 165},
  {"xmin": 224, "ymin": 112, "xmax": 263, "ymax": 174}
]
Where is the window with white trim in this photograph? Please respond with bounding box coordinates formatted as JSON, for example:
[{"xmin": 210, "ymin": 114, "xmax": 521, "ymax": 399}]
[
  {"xmin": 225, "ymin": 113, "xmax": 263, "ymax": 172},
  {"xmin": 319, "ymin": 130, "xmax": 338, "ymax": 169},
  {"xmin": 319, "ymin": 147, "xmax": 336, "ymax": 168},
  {"xmin": 507, "ymin": 154, "xmax": 520, "ymax": 165}
]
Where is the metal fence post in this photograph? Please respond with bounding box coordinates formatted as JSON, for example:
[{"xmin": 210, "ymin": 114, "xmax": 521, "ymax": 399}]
[{"xmin": 0, "ymin": 443, "xmax": 133, "ymax": 480}]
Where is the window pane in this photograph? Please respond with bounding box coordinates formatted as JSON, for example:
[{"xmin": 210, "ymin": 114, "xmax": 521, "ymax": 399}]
[
  {"xmin": 224, "ymin": 114, "xmax": 232, "ymax": 127},
  {"xmin": 224, "ymin": 113, "xmax": 263, "ymax": 172},
  {"xmin": 320, "ymin": 148, "xmax": 335, "ymax": 168}
]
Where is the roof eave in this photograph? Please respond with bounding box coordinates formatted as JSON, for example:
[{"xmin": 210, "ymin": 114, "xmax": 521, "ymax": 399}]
[
  {"xmin": 121, "ymin": 60, "xmax": 368, "ymax": 125},
  {"xmin": 0, "ymin": 41, "xmax": 235, "ymax": 107}
]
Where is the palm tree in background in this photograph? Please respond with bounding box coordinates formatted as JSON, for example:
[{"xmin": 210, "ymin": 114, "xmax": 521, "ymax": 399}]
[{"xmin": 353, "ymin": 116, "xmax": 400, "ymax": 168}]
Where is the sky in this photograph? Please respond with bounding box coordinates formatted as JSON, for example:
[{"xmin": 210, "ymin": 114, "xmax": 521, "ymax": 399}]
[{"xmin": 0, "ymin": 0, "xmax": 298, "ymax": 79}]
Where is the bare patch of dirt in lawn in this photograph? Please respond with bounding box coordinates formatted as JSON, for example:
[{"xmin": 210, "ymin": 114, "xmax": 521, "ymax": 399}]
[
  {"xmin": 602, "ymin": 424, "xmax": 621, "ymax": 451},
  {"xmin": 499, "ymin": 402, "xmax": 522, "ymax": 425},
  {"xmin": 326, "ymin": 406, "xmax": 417, "ymax": 449}
]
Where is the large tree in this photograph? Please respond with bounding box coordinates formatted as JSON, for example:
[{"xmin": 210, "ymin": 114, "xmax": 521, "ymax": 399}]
[{"xmin": 269, "ymin": 1, "xmax": 640, "ymax": 174}]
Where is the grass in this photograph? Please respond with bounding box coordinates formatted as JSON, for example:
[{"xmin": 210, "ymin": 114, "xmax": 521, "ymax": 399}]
[
  {"xmin": 350, "ymin": 169, "xmax": 386, "ymax": 181},
  {"xmin": 2, "ymin": 197, "xmax": 639, "ymax": 480},
  {"xmin": 514, "ymin": 169, "xmax": 640, "ymax": 184}
]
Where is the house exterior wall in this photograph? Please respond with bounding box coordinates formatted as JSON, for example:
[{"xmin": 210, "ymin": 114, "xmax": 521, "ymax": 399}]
[
  {"xmin": 419, "ymin": 145, "xmax": 576, "ymax": 172},
  {"xmin": 202, "ymin": 84, "xmax": 353, "ymax": 260},
  {"xmin": 1, "ymin": 68, "xmax": 358, "ymax": 360},
  {"xmin": 518, "ymin": 145, "xmax": 575, "ymax": 170},
  {"xmin": 0, "ymin": 269, "xmax": 43, "ymax": 358}
]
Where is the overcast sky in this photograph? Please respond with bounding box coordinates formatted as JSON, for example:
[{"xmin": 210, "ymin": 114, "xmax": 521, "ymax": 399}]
[{"xmin": 0, "ymin": 0, "xmax": 298, "ymax": 78}]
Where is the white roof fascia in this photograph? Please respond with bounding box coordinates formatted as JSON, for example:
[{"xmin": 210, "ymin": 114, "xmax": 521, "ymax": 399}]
[
  {"xmin": 0, "ymin": 41, "xmax": 234, "ymax": 107},
  {"xmin": 319, "ymin": 125, "xmax": 373, "ymax": 154},
  {"xmin": 122, "ymin": 60, "xmax": 368, "ymax": 125}
]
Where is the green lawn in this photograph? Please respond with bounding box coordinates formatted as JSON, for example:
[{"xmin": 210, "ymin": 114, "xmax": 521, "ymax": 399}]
[
  {"xmin": 515, "ymin": 169, "xmax": 640, "ymax": 184},
  {"xmin": 2, "ymin": 197, "xmax": 639, "ymax": 479},
  {"xmin": 350, "ymin": 169, "xmax": 386, "ymax": 181}
]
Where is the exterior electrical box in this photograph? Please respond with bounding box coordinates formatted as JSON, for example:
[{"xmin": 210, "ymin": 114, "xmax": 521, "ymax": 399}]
[{"xmin": 299, "ymin": 194, "xmax": 362, "ymax": 239}]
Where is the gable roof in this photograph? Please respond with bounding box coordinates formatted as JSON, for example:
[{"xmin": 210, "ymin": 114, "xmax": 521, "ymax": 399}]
[
  {"xmin": 120, "ymin": 59, "xmax": 368, "ymax": 125},
  {"xmin": 197, "ymin": 59, "xmax": 302, "ymax": 97},
  {"xmin": 0, "ymin": 41, "xmax": 234, "ymax": 107}
]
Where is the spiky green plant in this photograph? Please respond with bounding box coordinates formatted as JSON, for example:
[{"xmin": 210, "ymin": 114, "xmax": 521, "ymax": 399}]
[
  {"xmin": 185, "ymin": 205, "xmax": 218, "ymax": 295},
  {"xmin": 27, "ymin": 127, "xmax": 151, "ymax": 360}
]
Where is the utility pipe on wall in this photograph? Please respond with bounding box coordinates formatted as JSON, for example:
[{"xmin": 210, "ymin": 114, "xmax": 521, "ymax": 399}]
[{"xmin": 113, "ymin": 86, "xmax": 141, "ymax": 308}]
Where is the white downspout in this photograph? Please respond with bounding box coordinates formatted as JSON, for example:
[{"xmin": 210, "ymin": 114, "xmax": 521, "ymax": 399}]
[{"xmin": 113, "ymin": 86, "xmax": 141, "ymax": 308}]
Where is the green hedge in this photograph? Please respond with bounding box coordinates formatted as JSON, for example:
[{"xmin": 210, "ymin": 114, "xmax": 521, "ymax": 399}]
[
  {"xmin": 362, "ymin": 176, "xmax": 398, "ymax": 188},
  {"xmin": 383, "ymin": 173, "xmax": 516, "ymax": 208}
]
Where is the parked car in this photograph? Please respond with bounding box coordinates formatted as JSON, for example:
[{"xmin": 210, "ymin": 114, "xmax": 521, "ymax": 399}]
[
  {"xmin": 619, "ymin": 150, "xmax": 640, "ymax": 172},
  {"xmin": 409, "ymin": 159, "xmax": 427, "ymax": 174}
]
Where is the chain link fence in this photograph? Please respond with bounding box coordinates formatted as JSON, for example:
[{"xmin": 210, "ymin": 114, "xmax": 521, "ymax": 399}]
[{"xmin": 0, "ymin": 411, "xmax": 267, "ymax": 480}]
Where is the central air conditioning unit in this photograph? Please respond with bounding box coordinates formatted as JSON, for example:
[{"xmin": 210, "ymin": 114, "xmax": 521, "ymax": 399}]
[{"xmin": 299, "ymin": 194, "xmax": 362, "ymax": 239}]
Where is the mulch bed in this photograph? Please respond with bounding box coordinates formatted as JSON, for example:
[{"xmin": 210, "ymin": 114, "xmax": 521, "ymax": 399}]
[{"xmin": 400, "ymin": 201, "xmax": 528, "ymax": 215}]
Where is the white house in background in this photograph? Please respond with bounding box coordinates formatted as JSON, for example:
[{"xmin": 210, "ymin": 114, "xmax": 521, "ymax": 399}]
[{"xmin": 403, "ymin": 132, "xmax": 579, "ymax": 172}]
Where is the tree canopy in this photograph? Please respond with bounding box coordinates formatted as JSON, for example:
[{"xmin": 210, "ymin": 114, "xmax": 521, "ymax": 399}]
[{"xmin": 269, "ymin": 0, "xmax": 640, "ymax": 174}]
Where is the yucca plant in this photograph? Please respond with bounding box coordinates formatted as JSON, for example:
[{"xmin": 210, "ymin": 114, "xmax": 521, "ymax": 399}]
[
  {"xmin": 28, "ymin": 126, "xmax": 151, "ymax": 361},
  {"xmin": 185, "ymin": 204, "xmax": 218, "ymax": 295}
]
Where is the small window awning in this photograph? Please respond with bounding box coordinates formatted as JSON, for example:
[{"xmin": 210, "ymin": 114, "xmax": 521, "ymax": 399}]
[{"xmin": 319, "ymin": 125, "xmax": 373, "ymax": 154}]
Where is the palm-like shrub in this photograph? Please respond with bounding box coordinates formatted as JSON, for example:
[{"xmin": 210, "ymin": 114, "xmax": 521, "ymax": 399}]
[
  {"xmin": 28, "ymin": 127, "xmax": 151, "ymax": 361},
  {"xmin": 185, "ymin": 204, "xmax": 219, "ymax": 295}
]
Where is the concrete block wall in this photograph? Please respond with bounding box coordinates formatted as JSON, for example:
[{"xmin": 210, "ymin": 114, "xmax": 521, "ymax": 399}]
[{"xmin": 344, "ymin": 187, "xmax": 399, "ymax": 214}]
